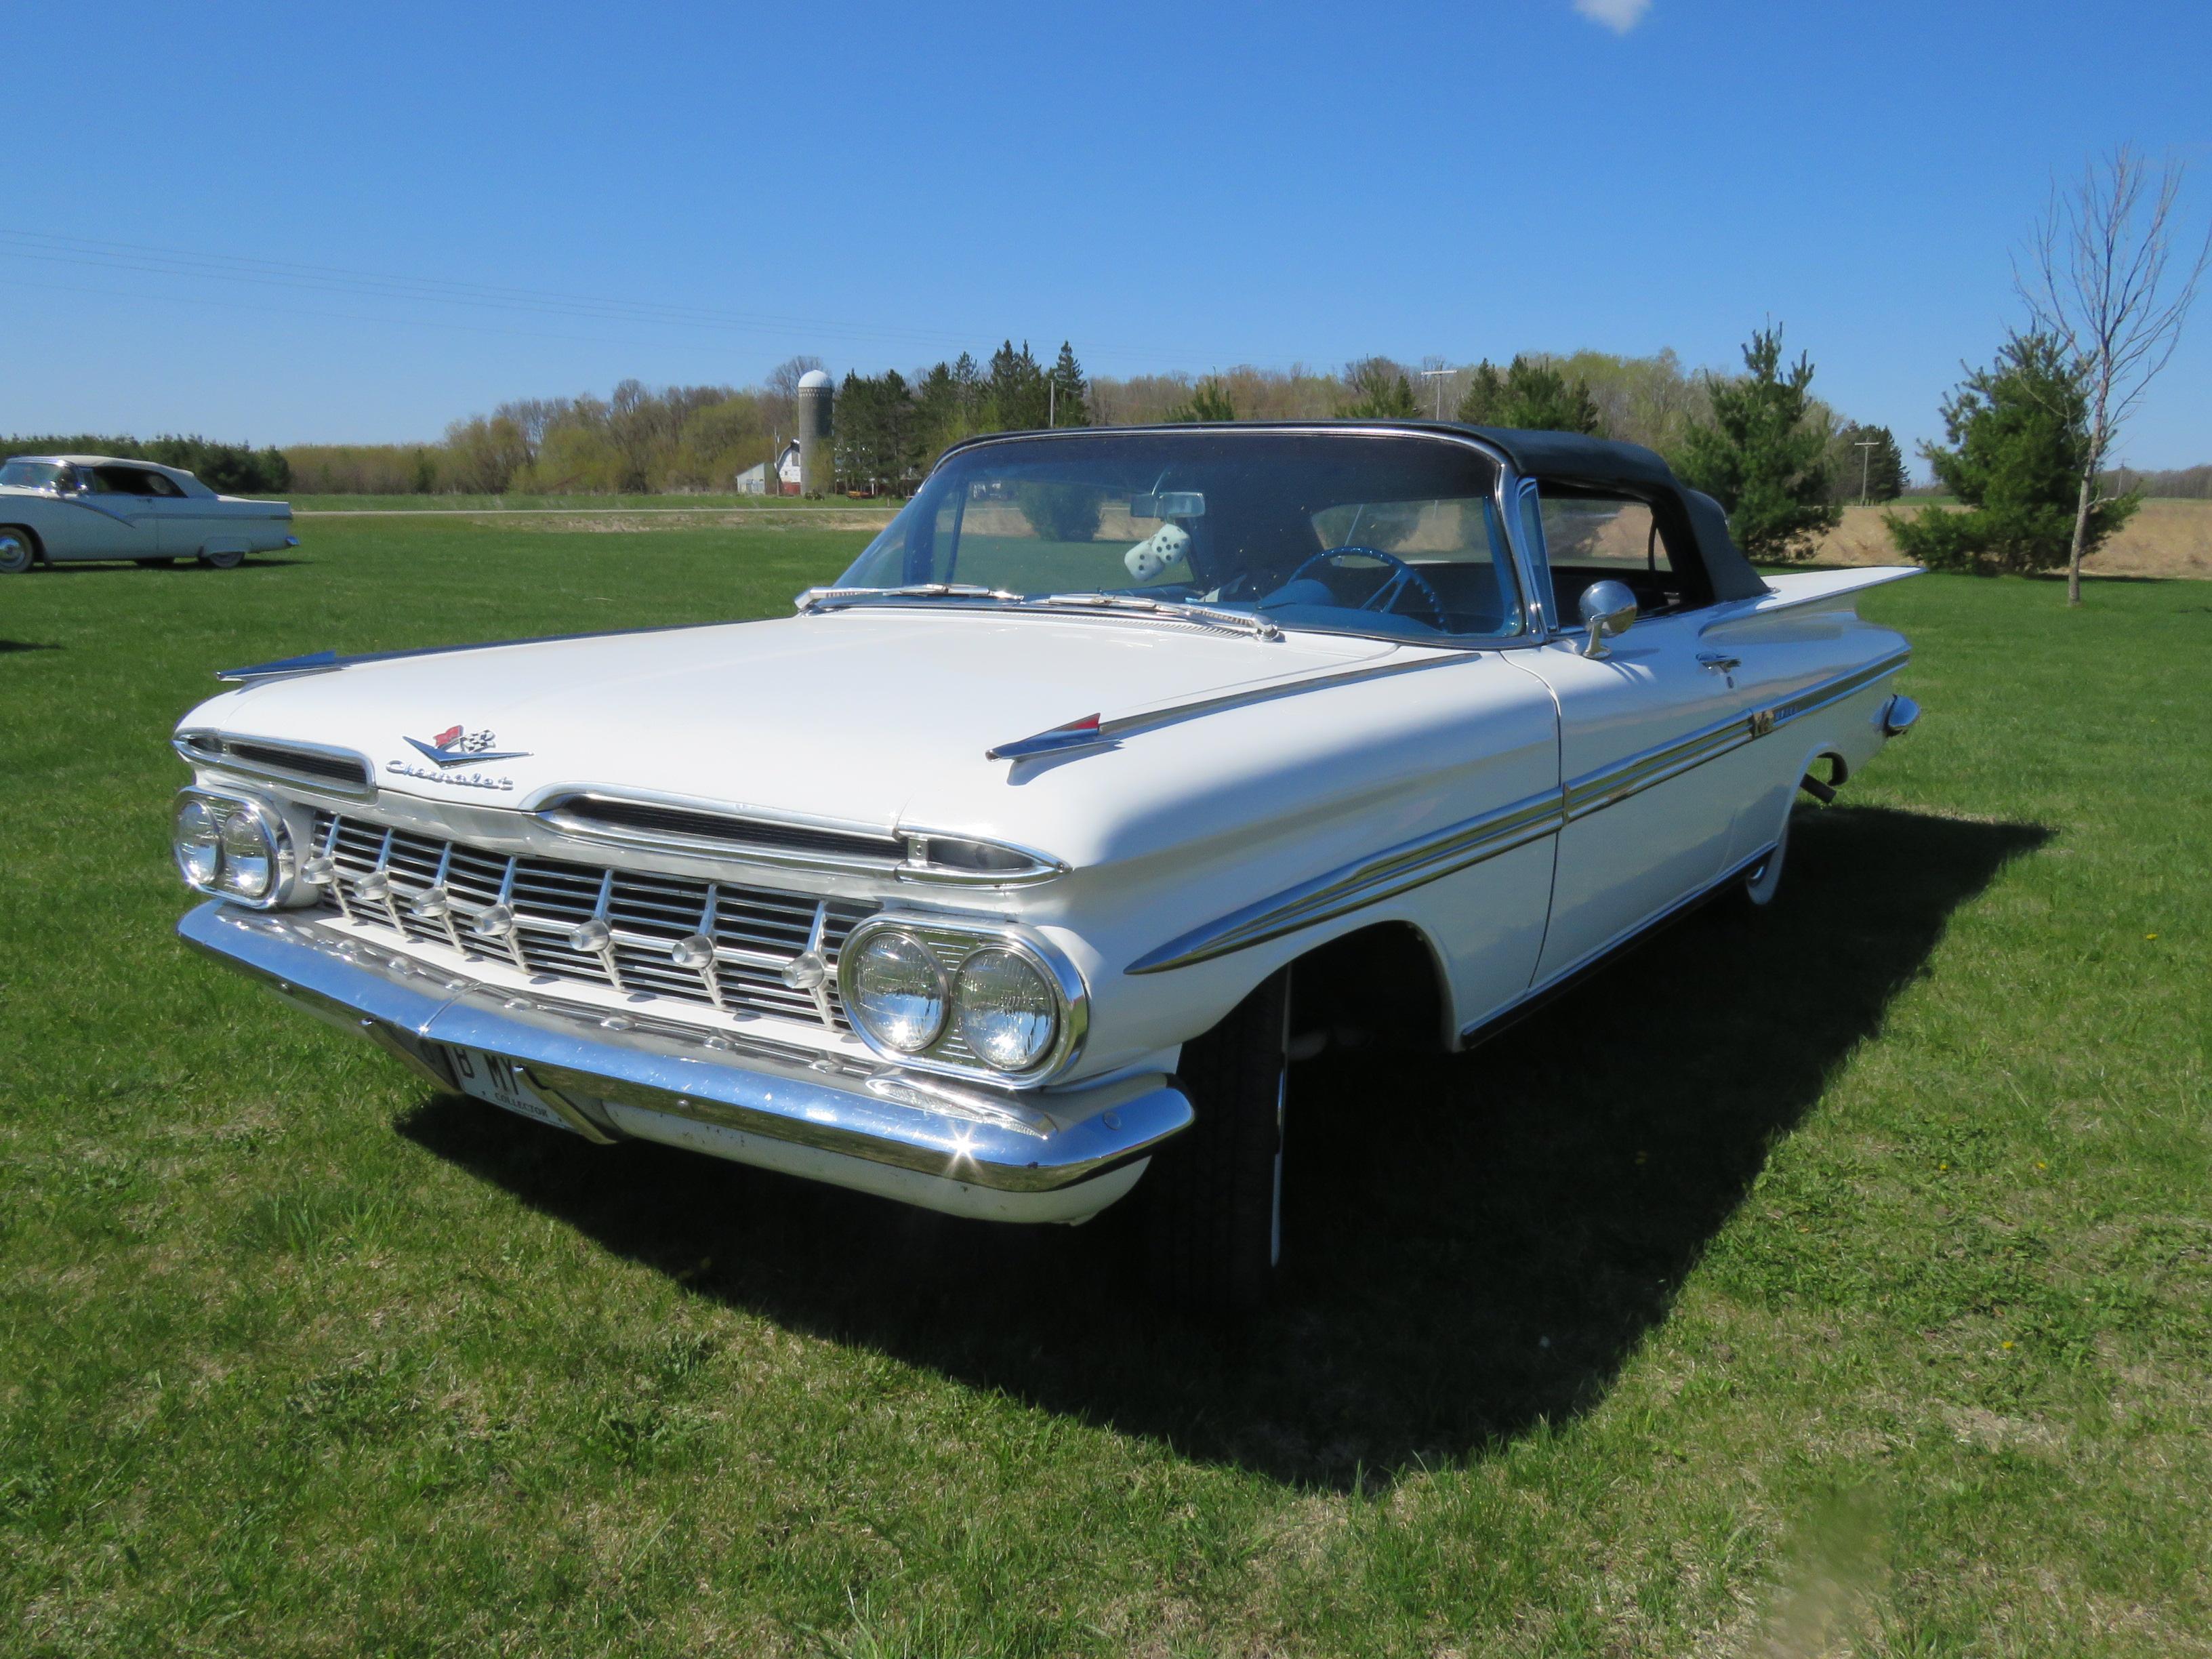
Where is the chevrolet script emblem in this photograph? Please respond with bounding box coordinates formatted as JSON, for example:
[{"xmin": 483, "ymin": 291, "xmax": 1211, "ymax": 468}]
[{"xmin": 405, "ymin": 723, "xmax": 531, "ymax": 768}]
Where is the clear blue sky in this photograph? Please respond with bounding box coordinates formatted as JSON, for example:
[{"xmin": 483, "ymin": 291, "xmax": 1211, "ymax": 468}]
[{"xmin": 7, "ymin": 0, "xmax": 2209, "ymax": 468}]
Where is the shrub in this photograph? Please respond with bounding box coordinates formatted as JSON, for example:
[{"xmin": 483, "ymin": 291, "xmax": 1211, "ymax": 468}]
[{"xmin": 1887, "ymin": 333, "xmax": 2138, "ymax": 575}]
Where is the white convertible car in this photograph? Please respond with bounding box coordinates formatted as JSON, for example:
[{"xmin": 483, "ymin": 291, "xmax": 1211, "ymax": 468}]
[
  {"xmin": 0, "ymin": 454, "xmax": 295, "ymax": 572},
  {"xmin": 169, "ymin": 424, "xmax": 1919, "ymax": 1307}
]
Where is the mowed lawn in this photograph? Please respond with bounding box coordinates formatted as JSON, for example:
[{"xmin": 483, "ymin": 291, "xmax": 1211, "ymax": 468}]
[{"xmin": 2, "ymin": 519, "xmax": 2207, "ymax": 1657}]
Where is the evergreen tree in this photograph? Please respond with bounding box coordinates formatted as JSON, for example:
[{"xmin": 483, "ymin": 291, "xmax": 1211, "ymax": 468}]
[
  {"xmin": 914, "ymin": 361, "xmax": 961, "ymax": 459},
  {"xmin": 1048, "ymin": 342, "xmax": 1092, "ymax": 427},
  {"xmin": 1166, "ymin": 379, "xmax": 1237, "ymax": 422},
  {"xmin": 1675, "ymin": 325, "xmax": 1843, "ymax": 560},
  {"xmin": 1885, "ymin": 333, "xmax": 2138, "ymax": 575},
  {"xmin": 1453, "ymin": 356, "xmax": 1602, "ymax": 434},
  {"xmin": 1338, "ymin": 357, "xmax": 1418, "ymax": 419},
  {"xmin": 911, "ymin": 351, "xmax": 985, "ymax": 459},
  {"xmin": 1828, "ymin": 422, "xmax": 1908, "ymax": 503},
  {"xmin": 985, "ymin": 341, "xmax": 1051, "ymax": 431},
  {"xmin": 832, "ymin": 370, "xmax": 920, "ymax": 495}
]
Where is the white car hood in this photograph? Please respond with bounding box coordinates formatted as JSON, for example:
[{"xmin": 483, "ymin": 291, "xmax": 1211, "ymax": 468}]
[{"xmin": 189, "ymin": 609, "xmax": 1404, "ymax": 830}]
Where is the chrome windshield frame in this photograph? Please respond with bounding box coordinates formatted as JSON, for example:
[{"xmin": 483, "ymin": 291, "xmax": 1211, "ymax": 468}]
[{"xmin": 835, "ymin": 424, "xmax": 1555, "ymax": 652}]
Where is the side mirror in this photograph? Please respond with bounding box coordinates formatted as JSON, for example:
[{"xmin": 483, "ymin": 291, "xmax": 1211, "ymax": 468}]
[{"xmin": 1577, "ymin": 579, "xmax": 1637, "ymax": 659}]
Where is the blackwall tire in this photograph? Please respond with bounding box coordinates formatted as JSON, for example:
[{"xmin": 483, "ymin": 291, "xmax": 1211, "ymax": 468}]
[
  {"xmin": 198, "ymin": 549, "xmax": 245, "ymax": 570},
  {"xmin": 1140, "ymin": 970, "xmax": 1289, "ymax": 1315},
  {"xmin": 0, "ymin": 529, "xmax": 33, "ymax": 574}
]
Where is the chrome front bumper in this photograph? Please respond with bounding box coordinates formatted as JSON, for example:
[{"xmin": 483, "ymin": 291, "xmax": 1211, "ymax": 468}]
[{"xmin": 178, "ymin": 901, "xmax": 1191, "ymax": 1224}]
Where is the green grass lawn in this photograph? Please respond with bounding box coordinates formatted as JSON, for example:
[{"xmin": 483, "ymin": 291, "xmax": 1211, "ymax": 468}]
[{"xmin": 3, "ymin": 523, "xmax": 2207, "ymax": 1656}]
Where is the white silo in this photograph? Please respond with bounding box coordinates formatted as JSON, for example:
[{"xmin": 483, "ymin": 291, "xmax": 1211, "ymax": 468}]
[{"xmin": 796, "ymin": 369, "xmax": 834, "ymax": 495}]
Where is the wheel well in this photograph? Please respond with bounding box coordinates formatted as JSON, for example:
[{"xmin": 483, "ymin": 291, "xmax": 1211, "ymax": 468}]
[{"xmin": 1288, "ymin": 922, "xmax": 1448, "ymax": 1054}]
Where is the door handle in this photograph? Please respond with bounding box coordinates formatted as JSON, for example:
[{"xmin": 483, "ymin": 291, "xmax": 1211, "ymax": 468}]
[{"xmin": 1696, "ymin": 652, "xmax": 1741, "ymax": 673}]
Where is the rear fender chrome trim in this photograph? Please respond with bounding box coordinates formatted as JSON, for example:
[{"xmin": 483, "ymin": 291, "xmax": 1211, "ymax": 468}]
[{"xmin": 1128, "ymin": 651, "xmax": 1910, "ymax": 975}]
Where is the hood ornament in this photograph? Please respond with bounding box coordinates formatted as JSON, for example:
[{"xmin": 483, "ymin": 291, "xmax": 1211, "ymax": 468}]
[
  {"xmin": 405, "ymin": 723, "xmax": 531, "ymax": 768},
  {"xmin": 986, "ymin": 712, "xmax": 1111, "ymax": 762}
]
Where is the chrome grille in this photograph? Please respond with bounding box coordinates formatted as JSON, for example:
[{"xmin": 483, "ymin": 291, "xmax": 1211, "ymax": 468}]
[{"xmin": 310, "ymin": 811, "xmax": 872, "ymax": 1030}]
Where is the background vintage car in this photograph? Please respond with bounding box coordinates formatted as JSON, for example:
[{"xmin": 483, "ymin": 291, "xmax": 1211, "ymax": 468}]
[{"xmin": 0, "ymin": 453, "xmax": 296, "ymax": 572}]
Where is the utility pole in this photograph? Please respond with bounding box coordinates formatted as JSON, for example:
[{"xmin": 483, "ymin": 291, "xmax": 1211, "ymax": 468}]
[
  {"xmin": 1048, "ymin": 380, "xmax": 1056, "ymax": 428},
  {"xmin": 1420, "ymin": 367, "xmax": 1452, "ymax": 419},
  {"xmin": 1855, "ymin": 437, "xmax": 1879, "ymax": 506}
]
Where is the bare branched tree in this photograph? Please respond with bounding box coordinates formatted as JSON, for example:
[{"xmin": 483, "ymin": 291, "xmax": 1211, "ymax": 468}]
[{"xmin": 2017, "ymin": 146, "xmax": 2210, "ymax": 605}]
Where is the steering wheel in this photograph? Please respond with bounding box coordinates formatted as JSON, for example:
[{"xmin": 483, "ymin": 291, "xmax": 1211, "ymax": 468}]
[{"xmin": 1279, "ymin": 546, "xmax": 1447, "ymax": 628}]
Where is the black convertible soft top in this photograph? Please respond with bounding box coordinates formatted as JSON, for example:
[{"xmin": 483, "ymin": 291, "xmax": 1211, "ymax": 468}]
[
  {"xmin": 1439, "ymin": 423, "xmax": 1770, "ymax": 604},
  {"xmin": 943, "ymin": 421, "xmax": 1772, "ymax": 606}
]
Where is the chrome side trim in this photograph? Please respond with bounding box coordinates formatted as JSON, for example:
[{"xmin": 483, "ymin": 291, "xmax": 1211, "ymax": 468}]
[
  {"xmin": 1771, "ymin": 649, "xmax": 1912, "ymax": 727},
  {"xmin": 1126, "ymin": 651, "xmax": 1910, "ymax": 975},
  {"xmin": 1561, "ymin": 649, "xmax": 1911, "ymax": 824},
  {"xmin": 1126, "ymin": 788, "xmax": 1561, "ymax": 975},
  {"xmin": 1561, "ymin": 716, "xmax": 1748, "ymax": 822},
  {"xmin": 178, "ymin": 901, "xmax": 1188, "ymax": 1199}
]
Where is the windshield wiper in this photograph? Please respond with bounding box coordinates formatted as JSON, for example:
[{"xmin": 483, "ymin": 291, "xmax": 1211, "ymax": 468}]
[
  {"xmin": 1024, "ymin": 593, "xmax": 1284, "ymax": 642},
  {"xmin": 795, "ymin": 583, "xmax": 1283, "ymax": 642},
  {"xmin": 794, "ymin": 582, "xmax": 1024, "ymax": 613}
]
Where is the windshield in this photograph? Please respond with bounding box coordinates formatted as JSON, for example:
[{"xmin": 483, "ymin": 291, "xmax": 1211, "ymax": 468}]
[
  {"xmin": 0, "ymin": 461, "xmax": 63, "ymax": 489},
  {"xmin": 835, "ymin": 431, "xmax": 1521, "ymax": 642}
]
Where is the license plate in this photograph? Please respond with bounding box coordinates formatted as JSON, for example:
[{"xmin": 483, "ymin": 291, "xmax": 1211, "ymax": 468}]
[{"xmin": 436, "ymin": 1043, "xmax": 583, "ymax": 1135}]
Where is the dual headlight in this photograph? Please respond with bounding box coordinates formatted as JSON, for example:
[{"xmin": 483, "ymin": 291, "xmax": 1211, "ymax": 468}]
[
  {"xmin": 838, "ymin": 918, "xmax": 1084, "ymax": 1083},
  {"xmin": 173, "ymin": 789, "xmax": 297, "ymax": 907}
]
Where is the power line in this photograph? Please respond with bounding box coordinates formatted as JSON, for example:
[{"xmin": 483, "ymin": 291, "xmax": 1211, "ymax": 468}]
[{"xmin": 0, "ymin": 229, "xmax": 1226, "ymax": 368}]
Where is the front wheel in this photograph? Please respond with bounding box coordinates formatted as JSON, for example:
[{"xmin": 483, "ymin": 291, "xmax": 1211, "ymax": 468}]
[
  {"xmin": 1140, "ymin": 970, "xmax": 1289, "ymax": 1313},
  {"xmin": 197, "ymin": 549, "xmax": 245, "ymax": 570},
  {"xmin": 0, "ymin": 529, "xmax": 35, "ymax": 574}
]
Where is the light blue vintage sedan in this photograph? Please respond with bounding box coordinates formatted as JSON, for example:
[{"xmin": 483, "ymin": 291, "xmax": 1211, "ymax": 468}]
[{"xmin": 0, "ymin": 454, "xmax": 295, "ymax": 573}]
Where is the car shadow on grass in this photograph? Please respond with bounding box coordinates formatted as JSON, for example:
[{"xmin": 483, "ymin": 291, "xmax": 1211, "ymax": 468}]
[
  {"xmin": 401, "ymin": 802, "xmax": 2047, "ymax": 1490},
  {"xmin": 0, "ymin": 640, "xmax": 61, "ymax": 653}
]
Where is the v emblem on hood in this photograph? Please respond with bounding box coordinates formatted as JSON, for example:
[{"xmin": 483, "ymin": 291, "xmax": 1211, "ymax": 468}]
[{"xmin": 405, "ymin": 724, "xmax": 531, "ymax": 768}]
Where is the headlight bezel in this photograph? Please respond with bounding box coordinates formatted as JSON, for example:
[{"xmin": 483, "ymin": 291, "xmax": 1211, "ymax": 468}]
[
  {"xmin": 171, "ymin": 786, "xmax": 302, "ymax": 909},
  {"xmin": 838, "ymin": 913, "xmax": 1088, "ymax": 1088}
]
